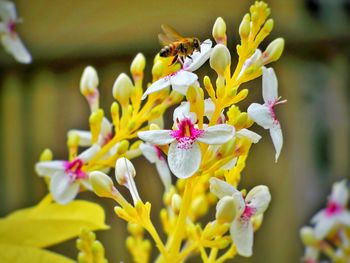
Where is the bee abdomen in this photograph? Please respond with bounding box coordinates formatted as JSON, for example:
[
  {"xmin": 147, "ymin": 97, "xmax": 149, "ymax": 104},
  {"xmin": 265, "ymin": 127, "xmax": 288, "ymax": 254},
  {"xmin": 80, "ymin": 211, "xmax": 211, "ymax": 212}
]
[{"xmin": 159, "ymin": 44, "xmax": 175, "ymax": 57}]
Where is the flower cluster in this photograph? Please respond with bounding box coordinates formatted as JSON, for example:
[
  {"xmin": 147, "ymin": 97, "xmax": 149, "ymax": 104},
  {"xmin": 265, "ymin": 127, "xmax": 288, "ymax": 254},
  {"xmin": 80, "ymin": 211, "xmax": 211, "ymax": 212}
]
[
  {"xmin": 300, "ymin": 180, "xmax": 350, "ymax": 262},
  {"xmin": 35, "ymin": 1, "xmax": 286, "ymax": 262}
]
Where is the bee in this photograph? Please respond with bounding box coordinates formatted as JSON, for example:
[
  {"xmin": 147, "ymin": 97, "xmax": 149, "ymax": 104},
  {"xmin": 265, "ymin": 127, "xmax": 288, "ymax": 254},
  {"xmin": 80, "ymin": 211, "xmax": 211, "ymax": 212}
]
[{"xmin": 158, "ymin": 24, "xmax": 201, "ymax": 66}]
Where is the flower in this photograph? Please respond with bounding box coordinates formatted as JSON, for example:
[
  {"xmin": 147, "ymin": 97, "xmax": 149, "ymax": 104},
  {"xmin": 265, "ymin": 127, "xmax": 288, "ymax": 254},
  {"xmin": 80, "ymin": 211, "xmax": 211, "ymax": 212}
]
[
  {"xmin": 311, "ymin": 180, "xmax": 350, "ymax": 240},
  {"xmin": 35, "ymin": 144, "xmax": 101, "ymax": 204},
  {"xmin": 210, "ymin": 178, "xmax": 271, "ymax": 257},
  {"xmin": 0, "ymin": 1, "xmax": 31, "ymax": 63},
  {"xmin": 140, "ymin": 143, "xmax": 171, "ymax": 192},
  {"xmin": 141, "ymin": 39, "xmax": 212, "ymax": 99},
  {"xmin": 247, "ymin": 67, "xmax": 286, "ymax": 162},
  {"xmin": 138, "ymin": 105, "xmax": 235, "ymax": 179}
]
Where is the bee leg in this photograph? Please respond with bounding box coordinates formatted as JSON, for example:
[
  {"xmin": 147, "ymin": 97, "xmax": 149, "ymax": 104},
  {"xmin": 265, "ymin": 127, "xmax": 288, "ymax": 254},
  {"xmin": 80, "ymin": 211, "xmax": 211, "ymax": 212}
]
[
  {"xmin": 170, "ymin": 55, "xmax": 179, "ymax": 66},
  {"xmin": 187, "ymin": 55, "xmax": 193, "ymax": 60}
]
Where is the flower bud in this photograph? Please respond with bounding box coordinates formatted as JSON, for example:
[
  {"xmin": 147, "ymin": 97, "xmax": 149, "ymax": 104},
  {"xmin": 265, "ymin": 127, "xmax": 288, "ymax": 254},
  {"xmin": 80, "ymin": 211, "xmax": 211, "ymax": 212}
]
[
  {"xmin": 115, "ymin": 157, "xmax": 136, "ymax": 185},
  {"xmin": 89, "ymin": 109, "xmax": 104, "ymax": 143},
  {"xmin": 300, "ymin": 226, "xmax": 318, "ymax": 246},
  {"xmin": 152, "ymin": 60, "xmax": 165, "ymax": 81},
  {"xmin": 130, "ymin": 53, "xmax": 146, "ymax": 78},
  {"xmin": 171, "ymin": 193, "xmax": 182, "ymax": 214},
  {"xmin": 210, "ymin": 44, "xmax": 231, "ymax": 76},
  {"xmin": 212, "ymin": 17, "xmax": 227, "ymax": 44},
  {"xmin": 80, "ymin": 66, "xmax": 98, "ymax": 95},
  {"xmin": 112, "ymin": 73, "xmax": 134, "ymax": 106},
  {"xmin": 215, "ymin": 196, "xmax": 236, "ymax": 223},
  {"xmin": 239, "ymin": 14, "xmax": 251, "ymax": 39},
  {"xmin": 111, "ymin": 101, "xmax": 120, "ymax": 127},
  {"xmin": 262, "ymin": 19, "xmax": 274, "ymax": 34},
  {"xmin": 89, "ymin": 171, "xmax": 114, "ymax": 198},
  {"xmin": 39, "ymin": 148, "xmax": 53, "ymax": 162},
  {"xmin": 262, "ymin": 38, "xmax": 284, "ymax": 64},
  {"xmin": 127, "ymin": 222, "xmax": 144, "ymax": 237},
  {"xmin": 237, "ymin": 49, "xmax": 262, "ymax": 80}
]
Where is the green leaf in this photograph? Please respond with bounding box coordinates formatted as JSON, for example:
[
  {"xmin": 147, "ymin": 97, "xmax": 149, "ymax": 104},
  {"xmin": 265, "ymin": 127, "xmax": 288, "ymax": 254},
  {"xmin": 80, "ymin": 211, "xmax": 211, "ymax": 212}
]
[
  {"xmin": 0, "ymin": 243, "xmax": 75, "ymax": 263},
  {"xmin": 0, "ymin": 195, "xmax": 109, "ymax": 248}
]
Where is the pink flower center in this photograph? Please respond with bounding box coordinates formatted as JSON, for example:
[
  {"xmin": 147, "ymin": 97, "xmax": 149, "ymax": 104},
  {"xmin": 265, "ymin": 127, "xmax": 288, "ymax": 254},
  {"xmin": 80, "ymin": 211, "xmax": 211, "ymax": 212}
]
[
  {"xmin": 170, "ymin": 117, "xmax": 204, "ymax": 149},
  {"xmin": 267, "ymin": 97, "xmax": 287, "ymax": 123},
  {"xmin": 325, "ymin": 201, "xmax": 343, "ymax": 217},
  {"xmin": 7, "ymin": 20, "xmax": 17, "ymax": 36},
  {"xmin": 64, "ymin": 159, "xmax": 86, "ymax": 180},
  {"xmin": 241, "ymin": 205, "xmax": 256, "ymax": 221}
]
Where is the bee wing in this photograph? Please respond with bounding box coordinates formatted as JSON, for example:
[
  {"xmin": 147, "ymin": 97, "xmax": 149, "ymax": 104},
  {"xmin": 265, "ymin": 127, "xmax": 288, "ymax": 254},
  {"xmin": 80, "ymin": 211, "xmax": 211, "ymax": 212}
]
[
  {"xmin": 158, "ymin": 33, "xmax": 174, "ymax": 46},
  {"xmin": 161, "ymin": 24, "xmax": 184, "ymax": 41}
]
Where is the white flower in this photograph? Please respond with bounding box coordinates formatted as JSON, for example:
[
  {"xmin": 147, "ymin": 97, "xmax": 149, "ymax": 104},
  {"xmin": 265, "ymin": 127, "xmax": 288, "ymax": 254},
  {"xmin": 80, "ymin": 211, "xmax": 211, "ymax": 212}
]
[
  {"xmin": 35, "ymin": 144, "xmax": 100, "ymax": 204},
  {"xmin": 141, "ymin": 39, "xmax": 212, "ymax": 99},
  {"xmin": 140, "ymin": 143, "xmax": 171, "ymax": 192},
  {"xmin": 247, "ymin": 67, "xmax": 286, "ymax": 162},
  {"xmin": 210, "ymin": 178, "xmax": 271, "ymax": 257},
  {"xmin": 302, "ymin": 247, "xmax": 319, "ymax": 263},
  {"xmin": 0, "ymin": 1, "xmax": 31, "ymax": 63},
  {"xmin": 138, "ymin": 105, "xmax": 234, "ymax": 179},
  {"xmin": 311, "ymin": 180, "xmax": 350, "ymax": 240}
]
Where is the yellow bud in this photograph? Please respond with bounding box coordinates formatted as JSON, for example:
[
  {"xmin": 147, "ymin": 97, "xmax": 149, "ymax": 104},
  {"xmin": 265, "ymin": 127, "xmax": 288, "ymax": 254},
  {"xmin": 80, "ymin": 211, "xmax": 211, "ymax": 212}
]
[
  {"xmin": 127, "ymin": 120, "xmax": 136, "ymax": 131},
  {"xmin": 128, "ymin": 222, "xmax": 144, "ymax": 237},
  {"xmin": 67, "ymin": 132, "xmax": 80, "ymax": 148},
  {"xmin": 92, "ymin": 240, "xmax": 104, "ymax": 254},
  {"xmin": 235, "ymin": 112, "xmax": 248, "ymax": 127},
  {"xmin": 191, "ymin": 196, "xmax": 208, "ymax": 217},
  {"xmin": 239, "ymin": 14, "xmax": 251, "ymax": 39},
  {"xmin": 215, "ymin": 196, "xmax": 236, "ymax": 223},
  {"xmin": 39, "ymin": 148, "xmax": 53, "ymax": 162},
  {"xmin": 112, "ymin": 73, "xmax": 134, "ymax": 106},
  {"xmin": 152, "ymin": 60, "xmax": 165, "ymax": 80},
  {"xmin": 262, "ymin": 38, "xmax": 285, "ymax": 64},
  {"xmin": 300, "ymin": 226, "xmax": 318, "ymax": 246},
  {"xmin": 210, "ymin": 44, "xmax": 231, "ymax": 76},
  {"xmin": 217, "ymin": 238, "xmax": 230, "ymax": 249},
  {"xmin": 252, "ymin": 213, "xmax": 264, "ymax": 230},
  {"xmin": 115, "ymin": 157, "xmax": 136, "ymax": 185},
  {"xmin": 117, "ymin": 140, "xmax": 130, "ymax": 155},
  {"xmin": 212, "ymin": 17, "xmax": 227, "ymax": 44},
  {"xmin": 80, "ymin": 66, "xmax": 98, "ymax": 95},
  {"xmin": 263, "ymin": 19, "xmax": 274, "ymax": 33},
  {"xmin": 89, "ymin": 171, "xmax": 114, "ymax": 198},
  {"xmin": 77, "ymin": 252, "xmax": 88, "ymax": 263},
  {"xmin": 89, "ymin": 109, "xmax": 104, "ymax": 143},
  {"xmin": 171, "ymin": 193, "xmax": 182, "ymax": 214},
  {"xmin": 130, "ymin": 53, "xmax": 146, "ymax": 77},
  {"xmin": 111, "ymin": 101, "xmax": 120, "ymax": 127}
]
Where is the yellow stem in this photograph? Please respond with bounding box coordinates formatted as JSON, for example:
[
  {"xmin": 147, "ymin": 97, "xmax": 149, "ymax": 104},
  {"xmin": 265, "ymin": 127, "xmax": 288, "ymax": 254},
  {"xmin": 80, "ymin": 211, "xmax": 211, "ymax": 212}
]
[
  {"xmin": 144, "ymin": 222, "xmax": 169, "ymax": 260},
  {"xmin": 168, "ymin": 176, "xmax": 195, "ymax": 257},
  {"xmin": 208, "ymin": 246, "xmax": 219, "ymax": 262},
  {"xmin": 216, "ymin": 244, "xmax": 236, "ymax": 263}
]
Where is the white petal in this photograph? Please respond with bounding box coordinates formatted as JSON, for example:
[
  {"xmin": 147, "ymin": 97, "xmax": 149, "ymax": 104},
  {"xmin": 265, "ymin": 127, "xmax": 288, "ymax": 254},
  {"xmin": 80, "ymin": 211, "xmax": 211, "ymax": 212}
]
[
  {"xmin": 100, "ymin": 117, "xmax": 113, "ymax": 140},
  {"xmin": 311, "ymin": 210, "xmax": 325, "ymax": 224},
  {"xmin": 50, "ymin": 172, "xmax": 80, "ymax": 205},
  {"xmin": 209, "ymin": 177, "xmax": 239, "ymax": 198},
  {"xmin": 338, "ymin": 211, "xmax": 350, "ymax": 226},
  {"xmin": 168, "ymin": 141, "xmax": 201, "ymax": 179},
  {"xmin": 138, "ymin": 130, "xmax": 174, "ymax": 145},
  {"xmin": 1, "ymin": 34, "xmax": 31, "ymax": 64},
  {"xmin": 232, "ymin": 192, "xmax": 246, "ymax": 216},
  {"xmin": 170, "ymin": 70, "xmax": 198, "ymax": 94},
  {"xmin": 236, "ymin": 128, "xmax": 262, "ymax": 144},
  {"xmin": 77, "ymin": 144, "xmax": 101, "ymax": 163},
  {"xmin": 313, "ymin": 217, "xmax": 337, "ymax": 239},
  {"xmin": 0, "ymin": 1, "xmax": 16, "ymax": 21},
  {"xmin": 140, "ymin": 143, "xmax": 159, "ymax": 163},
  {"xmin": 245, "ymin": 185, "xmax": 271, "ymax": 215},
  {"xmin": 262, "ymin": 67, "xmax": 278, "ymax": 103},
  {"xmin": 237, "ymin": 49, "xmax": 262, "ymax": 80},
  {"xmin": 269, "ymin": 123, "xmax": 283, "ymax": 162},
  {"xmin": 247, "ymin": 103, "xmax": 274, "ymax": 129},
  {"xmin": 198, "ymin": 124, "xmax": 235, "ymax": 145},
  {"xmin": 184, "ymin": 39, "xmax": 212, "ymax": 72},
  {"xmin": 173, "ymin": 102, "xmax": 190, "ymax": 124},
  {"xmin": 155, "ymin": 158, "xmax": 172, "ymax": 192},
  {"xmin": 330, "ymin": 180, "xmax": 349, "ymax": 206},
  {"xmin": 230, "ymin": 218, "xmax": 254, "ymax": 257},
  {"xmin": 35, "ymin": 161, "xmax": 65, "ymax": 177},
  {"xmin": 303, "ymin": 247, "xmax": 319, "ymax": 261},
  {"xmin": 141, "ymin": 76, "xmax": 171, "ymax": 100},
  {"xmin": 204, "ymin": 98, "xmax": 215, "ymax": 120},
  {"xmin": 68, "ymin": 130, "xmax": 92, "ymax": 147}
]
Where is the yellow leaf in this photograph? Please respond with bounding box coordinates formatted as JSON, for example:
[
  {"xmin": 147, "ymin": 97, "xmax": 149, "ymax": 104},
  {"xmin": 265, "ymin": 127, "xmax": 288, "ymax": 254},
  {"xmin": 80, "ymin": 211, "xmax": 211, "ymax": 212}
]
[
  {"xmin": 0, "ymin": 243, "xmax": 74, "ymax": 263},
  {"xmin": 0, "ymin": 195, "xmax": 109, "ymax": 248}
]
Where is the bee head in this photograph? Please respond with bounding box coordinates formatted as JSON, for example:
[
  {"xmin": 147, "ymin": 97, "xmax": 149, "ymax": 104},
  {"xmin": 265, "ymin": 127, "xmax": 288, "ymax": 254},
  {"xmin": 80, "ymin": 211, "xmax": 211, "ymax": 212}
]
[{"xmin": 193, "ymin": 38, "xmax": 201, "ymax": 52}]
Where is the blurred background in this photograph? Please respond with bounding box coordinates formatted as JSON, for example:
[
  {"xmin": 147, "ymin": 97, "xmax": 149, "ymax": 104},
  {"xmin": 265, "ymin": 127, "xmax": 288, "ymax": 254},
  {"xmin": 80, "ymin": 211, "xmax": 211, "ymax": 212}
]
[{"xmin": 0, "ymin": 0, "xmax": 349, "ymax": 262}]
